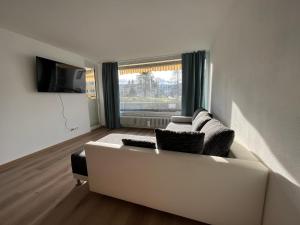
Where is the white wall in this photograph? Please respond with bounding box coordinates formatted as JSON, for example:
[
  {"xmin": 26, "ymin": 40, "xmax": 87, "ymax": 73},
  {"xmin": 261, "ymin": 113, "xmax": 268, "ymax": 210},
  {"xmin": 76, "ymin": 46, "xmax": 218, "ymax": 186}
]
[
  {"xmin": 210, "ymin": 0, "xmax": 300, "ymax": 224},
  {"xmin": 0, "ymin": 28, "xmax": 96, "ymax": 165},
  {"xmin": 96, "ymin": 63, "xmax": 106, "ymax": 127}
]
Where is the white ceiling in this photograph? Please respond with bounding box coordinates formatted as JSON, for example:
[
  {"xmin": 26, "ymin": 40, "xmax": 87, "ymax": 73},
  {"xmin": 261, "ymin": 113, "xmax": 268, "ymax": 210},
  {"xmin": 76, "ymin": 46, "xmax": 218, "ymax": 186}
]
[{"xmin": 0, "ymin": 0, "xmax": 235, "ymax": 61}]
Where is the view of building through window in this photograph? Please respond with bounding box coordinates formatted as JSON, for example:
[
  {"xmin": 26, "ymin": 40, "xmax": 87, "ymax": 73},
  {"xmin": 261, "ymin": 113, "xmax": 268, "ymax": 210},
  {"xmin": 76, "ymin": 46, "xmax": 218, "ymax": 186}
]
[
  {"xmin": 118, "ymin": 59, "xmax": 182, "ymax": 115},
  {"xmin": 85, "ymin": 68, "xmax": 96, "ymax": 99}
]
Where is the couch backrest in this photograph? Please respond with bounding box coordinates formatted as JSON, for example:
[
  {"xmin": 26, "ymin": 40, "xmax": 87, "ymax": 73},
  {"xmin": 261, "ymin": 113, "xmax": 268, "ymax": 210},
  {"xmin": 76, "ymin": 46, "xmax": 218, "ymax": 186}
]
[{"xmin": 85, "ymin": 140, "xmax": 268, "ymax": 225}]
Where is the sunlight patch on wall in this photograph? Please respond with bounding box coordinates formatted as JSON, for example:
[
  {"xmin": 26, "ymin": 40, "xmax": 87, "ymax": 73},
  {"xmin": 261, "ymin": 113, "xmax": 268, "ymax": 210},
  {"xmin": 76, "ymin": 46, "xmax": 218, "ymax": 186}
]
[{"xmin": 231, "ymin": 101, "xmax": 299, "ymax": 187}]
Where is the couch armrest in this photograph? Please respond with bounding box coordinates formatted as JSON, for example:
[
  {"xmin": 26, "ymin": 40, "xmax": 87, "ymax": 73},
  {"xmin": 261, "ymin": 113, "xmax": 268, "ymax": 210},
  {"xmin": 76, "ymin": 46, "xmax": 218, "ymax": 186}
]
[{"xmin": 171, "ymin": 116, "xmax": 192, "ymax": 123}]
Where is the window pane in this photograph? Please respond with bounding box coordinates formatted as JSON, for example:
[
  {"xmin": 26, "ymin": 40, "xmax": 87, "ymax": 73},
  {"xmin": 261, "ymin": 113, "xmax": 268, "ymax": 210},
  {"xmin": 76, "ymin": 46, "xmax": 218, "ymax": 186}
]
[
  {"xmin": 119, "ymin": 68, "xmax": 182, "ymax": 114},
  {"xmin": 85, "ymin": 68, "xmax": 96, "ymax": 99}
]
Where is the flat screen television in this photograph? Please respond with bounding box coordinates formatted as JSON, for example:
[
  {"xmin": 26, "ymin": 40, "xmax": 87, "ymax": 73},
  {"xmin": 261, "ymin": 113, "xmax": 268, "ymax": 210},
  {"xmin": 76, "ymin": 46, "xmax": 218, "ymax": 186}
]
[{"xmin": 36, "ymin": 56, "xmax": 86, "ymax": 93}]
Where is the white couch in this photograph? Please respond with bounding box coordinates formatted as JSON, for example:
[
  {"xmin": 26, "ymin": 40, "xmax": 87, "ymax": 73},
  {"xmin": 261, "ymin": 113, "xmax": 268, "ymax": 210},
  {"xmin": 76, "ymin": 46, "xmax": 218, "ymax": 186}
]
[{"xmin": 85, "ymin": 129, "xmax": 268, "ymax": 225}]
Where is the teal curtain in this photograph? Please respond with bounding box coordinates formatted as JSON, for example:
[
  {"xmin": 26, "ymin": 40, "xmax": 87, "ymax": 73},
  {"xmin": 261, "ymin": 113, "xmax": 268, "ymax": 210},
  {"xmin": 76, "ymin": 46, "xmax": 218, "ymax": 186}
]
[
  {"xmin": 181, "ymin": 51, "xmax": 206, "ymax": 116},
  {"xmin": 102, "ymin": 62, "xmax": 121, "ymax": 129}
]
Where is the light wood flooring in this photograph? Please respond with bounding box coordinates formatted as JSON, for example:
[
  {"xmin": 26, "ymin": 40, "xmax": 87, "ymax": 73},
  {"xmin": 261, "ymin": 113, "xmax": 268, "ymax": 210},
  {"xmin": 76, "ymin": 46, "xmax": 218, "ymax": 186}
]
[{"xmin": 0, "ymin": 128, "xmax": 207, "ymax": 225}]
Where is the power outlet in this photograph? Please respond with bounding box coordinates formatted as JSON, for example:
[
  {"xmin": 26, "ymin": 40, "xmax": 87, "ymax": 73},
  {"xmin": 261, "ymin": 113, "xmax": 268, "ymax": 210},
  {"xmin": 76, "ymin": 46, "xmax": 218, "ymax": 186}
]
[{"xmin": 70, "ymin": 127, "xmax": 79, "ymax": 132}]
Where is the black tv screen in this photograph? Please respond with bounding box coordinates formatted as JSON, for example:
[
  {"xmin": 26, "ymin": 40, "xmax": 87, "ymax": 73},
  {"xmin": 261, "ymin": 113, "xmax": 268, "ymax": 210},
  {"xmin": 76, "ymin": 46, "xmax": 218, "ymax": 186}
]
[{"xmin": 36, "ymin": 56, "xmax": 86, "ymax": 93}]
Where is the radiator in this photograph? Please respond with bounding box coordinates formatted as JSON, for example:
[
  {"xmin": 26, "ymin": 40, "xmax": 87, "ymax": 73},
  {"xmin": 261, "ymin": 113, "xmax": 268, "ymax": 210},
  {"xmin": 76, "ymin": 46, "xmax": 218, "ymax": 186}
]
[{"xmin": 120, "ymin": 116, "xmax": 171, "ymax": 129}]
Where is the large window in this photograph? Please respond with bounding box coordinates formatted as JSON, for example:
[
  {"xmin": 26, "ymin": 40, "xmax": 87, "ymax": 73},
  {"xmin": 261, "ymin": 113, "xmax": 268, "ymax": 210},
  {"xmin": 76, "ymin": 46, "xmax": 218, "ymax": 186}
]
[{"xmin": 118, "ymin": 58, "xmax": 182, "ymax": 116}]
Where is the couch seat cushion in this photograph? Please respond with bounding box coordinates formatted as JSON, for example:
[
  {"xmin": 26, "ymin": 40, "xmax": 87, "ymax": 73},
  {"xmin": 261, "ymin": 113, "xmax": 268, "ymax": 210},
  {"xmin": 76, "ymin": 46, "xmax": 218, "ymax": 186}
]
[{"xmin": 166, "ymin": 122, "xmax": 192, "ymax": 132}]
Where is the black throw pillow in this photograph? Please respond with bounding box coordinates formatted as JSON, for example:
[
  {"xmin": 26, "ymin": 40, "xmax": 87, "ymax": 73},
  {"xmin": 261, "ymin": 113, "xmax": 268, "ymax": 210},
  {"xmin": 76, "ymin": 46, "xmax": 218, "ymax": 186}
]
[
  {"xmin": 155, "ymin": 129, "xmax": 204, "ymax": 154},
  {"xmin": 122, "ymin": 139, "xmax": 156, "ymax": 149},
  {"xmin": 200, "ymin": 119, "xmax": 235, "ymax": 157},
  {"xmin": 192, "ymin": 111, "xmax": 212, "ymax": 131}
]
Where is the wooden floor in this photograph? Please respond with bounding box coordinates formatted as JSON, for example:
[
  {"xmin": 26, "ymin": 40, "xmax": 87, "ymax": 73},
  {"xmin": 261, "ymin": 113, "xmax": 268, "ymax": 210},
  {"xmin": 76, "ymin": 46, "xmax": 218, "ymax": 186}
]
[{"xmin": 0, "ymin": 128, "xmax": 207, "ymax": 225}]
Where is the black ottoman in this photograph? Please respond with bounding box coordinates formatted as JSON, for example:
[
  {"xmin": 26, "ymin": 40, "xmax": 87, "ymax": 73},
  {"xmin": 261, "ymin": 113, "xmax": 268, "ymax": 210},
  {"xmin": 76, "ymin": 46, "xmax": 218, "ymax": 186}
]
[{"xmin": 71, "ymin": 149, "xmax": 88, "ymax": 182}]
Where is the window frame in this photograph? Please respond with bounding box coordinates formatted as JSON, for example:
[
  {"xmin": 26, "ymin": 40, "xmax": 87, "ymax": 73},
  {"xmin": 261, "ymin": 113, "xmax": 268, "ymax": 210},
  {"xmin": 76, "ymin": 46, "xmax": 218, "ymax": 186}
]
[{"xmin": 118, "ymin": 55, "xmax": 182, "ymax": 117}]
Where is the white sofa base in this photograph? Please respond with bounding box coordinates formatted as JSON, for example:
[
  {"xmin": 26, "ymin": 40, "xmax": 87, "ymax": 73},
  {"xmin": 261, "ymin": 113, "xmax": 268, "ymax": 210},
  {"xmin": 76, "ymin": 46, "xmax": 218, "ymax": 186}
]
[{"xmin": 85, "ymin": 135, "xmax": 268, "ymax": 225}]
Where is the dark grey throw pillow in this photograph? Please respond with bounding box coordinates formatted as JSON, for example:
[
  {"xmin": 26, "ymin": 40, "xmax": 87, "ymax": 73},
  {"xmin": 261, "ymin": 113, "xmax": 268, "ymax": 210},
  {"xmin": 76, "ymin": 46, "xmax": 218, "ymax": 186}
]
[
  {"xmin": 191, "ymin": 111, "xmax": 212, "ymax": 131},
  {"xmin": 155, "ymin": 129, "xmax": 204, "ymax": 154},
  {"xmin": 122, "ymin": 139, "xmax": 156, "ymax": 149},
  {"xmin": 192, "ymin": 107, "xmax": 213, "ymax": 121},
  {"xmin": 200, "ymin": 119, "xmax": 235, "ymax": 157},
  {"xmin": 192, "ymin": 107, "xmax": 206, "ymax": 121}
]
